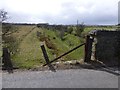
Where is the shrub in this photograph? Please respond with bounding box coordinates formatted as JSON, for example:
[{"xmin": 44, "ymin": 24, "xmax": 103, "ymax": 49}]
[
  {"xmin": 75, "ymin": 23, "xmax": 85, "ymax": 37},
  {"xmin": 2, "ymin": 24, "xmax": 19, "ymax": 55},
  {"xmin": 67, "ymin": 26, "xmax": 73, "ymax": 34}
]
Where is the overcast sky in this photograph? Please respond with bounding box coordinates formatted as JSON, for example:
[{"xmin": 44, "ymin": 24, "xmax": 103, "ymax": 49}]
[{"xmin": 0, "ymin": 0, "xmax": 119, "ymax": 25}]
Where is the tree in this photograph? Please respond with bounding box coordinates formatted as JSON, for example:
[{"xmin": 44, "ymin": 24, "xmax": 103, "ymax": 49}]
[
  {"xmin": 0, "ymin": 9, "xmax": 18, "ymax": 54},
  {"xmin": 0, "ymin": 9, "xmax": 8, "ymax": 22},
  {"xmin": 0, "ymin": 9, "xmax": 9, "ymax": 36},
  {"xmin": 0, "ymin": 9, "xmax": 16, "ymax": 36}
]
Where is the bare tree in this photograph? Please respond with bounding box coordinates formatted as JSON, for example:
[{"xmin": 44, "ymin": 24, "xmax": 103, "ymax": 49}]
[
  {"xmin": 0, "ymin": 9, "xmax": 15, "ymax": 36},
  {"xmin": 76, "ymin": 22, "xmax": 85, "ymax": 37},
  {"xmin": 0, "ymin": 9, "xmax": 8, "ymax": 23}
]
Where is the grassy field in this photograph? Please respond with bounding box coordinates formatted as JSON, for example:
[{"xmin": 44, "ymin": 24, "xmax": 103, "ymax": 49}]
[
  {"xmin": 11, "ymin": 25, "xmax": 85, "ymax": 69},
  {"xmin": 2, "ymin": 24, "xmax": 117, "ymax": 69}
]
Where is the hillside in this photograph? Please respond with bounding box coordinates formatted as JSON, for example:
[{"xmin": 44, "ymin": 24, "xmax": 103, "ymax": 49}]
[
  {"xmin": 2, "ymin": 24, "xmax": 116, "ymax": 69},
  {"xmin": 2, "ymin": 24, "xmax": 84, "ymax": 69}
]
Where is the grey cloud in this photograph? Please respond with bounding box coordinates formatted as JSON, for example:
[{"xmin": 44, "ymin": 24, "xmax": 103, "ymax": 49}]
[
  {"xmin": 119, "ymin": 1, "xmax": 120, "ymax": 24},
  {"xmin": 8, "ymin": 8, "xmax": 117, "ymax": 25},
  {"xmin": 44, "ymin": 1, "xmax": 118, "ymax": 25},
  {"xmin": 2, "ymin": 0, "xmax": 119, "ymax": 25}
]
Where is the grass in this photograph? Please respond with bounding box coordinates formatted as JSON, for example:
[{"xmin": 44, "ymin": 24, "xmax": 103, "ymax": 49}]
[
  {"xmin": 11, "ymin": 27, "xmax": 45, "ymax": 69},
  {"xmin": 11, "ymin": 26, "xmax": 85, "ymax": 69},
  {"xmin": 43, "ymin": 29, "xmax": 85, "ymax": 61}
]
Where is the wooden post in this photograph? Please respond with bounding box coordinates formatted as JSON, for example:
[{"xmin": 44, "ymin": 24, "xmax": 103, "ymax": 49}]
[
  {"xmin": 41, "ymin": 44, "xmax": 50, "ymax": 64},
  {"xmin": 84, "ymin": 35, "xmax": 94, "ymax": 62},
  {"xmin": 2, "ymin": 48, "xmax": 13, "ymax": 73},
  {"xmin": 41, "ymin": 44, "xmax": 56, "ymax": 72}
]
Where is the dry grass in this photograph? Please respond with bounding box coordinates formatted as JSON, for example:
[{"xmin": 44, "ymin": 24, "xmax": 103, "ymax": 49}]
[{"xmin": 11, "ymin": 26, "xmax": 45, "ymax": 69}]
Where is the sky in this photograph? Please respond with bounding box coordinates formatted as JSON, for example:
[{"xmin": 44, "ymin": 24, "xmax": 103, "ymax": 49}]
[
  {"xmin": 118, "ymin": 1, "xmax": 120, "ymax": 24},
  {"xmin": 0, "ymin": 0, "xmax": 119, "ymax": 25}
]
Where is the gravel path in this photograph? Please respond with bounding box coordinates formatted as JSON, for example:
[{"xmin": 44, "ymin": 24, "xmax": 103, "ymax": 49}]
[{"xmin": 2, "ymin": 69, "xmax": 119, "ymax": 88}]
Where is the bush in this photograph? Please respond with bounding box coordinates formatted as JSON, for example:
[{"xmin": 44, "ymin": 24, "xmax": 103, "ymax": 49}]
[
  {"xmin": 55, "ymin": 29, "xmax": 66, "ymax": 41},
  {"xmin": 2, "ymin": 23, "xmax": 18, "ymax": 35},
  {"xmin": 75, "ymin": 23, "xmax": 85, "ymax": 37},
  {"xmin": 67, "ymin": 26, "xmax": 73, "ymax": 34},
  {"xmin": 2, "ymin": 24, "xmax": 19, "ymax": 54}
]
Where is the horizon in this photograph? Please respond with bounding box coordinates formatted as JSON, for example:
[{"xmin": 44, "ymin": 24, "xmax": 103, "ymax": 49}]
[{"xmin": 2, "ymin": 22, "xmax": 117, "ymax": 26}]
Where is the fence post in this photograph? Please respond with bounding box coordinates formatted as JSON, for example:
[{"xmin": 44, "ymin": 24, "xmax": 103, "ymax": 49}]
[
  {"xmin": 40, "ymin": 44, "xmax": 56, "ymax": 72},
  {"xmin": 2, "ymin": 48, "xmax": 13, "ymax": 73},
  {"xmin": 41, "ymin": 44, "xmax": 50, "ymax": 64},
  {"xmin": 84, "ymin": 35, "xmax": 94, "ymax": 62}
]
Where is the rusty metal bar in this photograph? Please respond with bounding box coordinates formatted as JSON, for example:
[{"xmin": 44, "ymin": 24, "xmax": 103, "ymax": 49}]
[{"xmin": 43, "ymin": 43, "xmax": 85, "ymax": 66}]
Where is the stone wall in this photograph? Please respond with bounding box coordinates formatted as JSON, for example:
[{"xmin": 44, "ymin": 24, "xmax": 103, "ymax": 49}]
[{"xmin": 95, "ymin": 30, "xmax": 120, "ymax": 66}]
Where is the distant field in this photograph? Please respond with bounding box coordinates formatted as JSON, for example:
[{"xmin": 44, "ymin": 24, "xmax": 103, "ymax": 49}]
[{"xmin": 2, "ymin": 24, "xmax": 117, "ymax": 69}]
